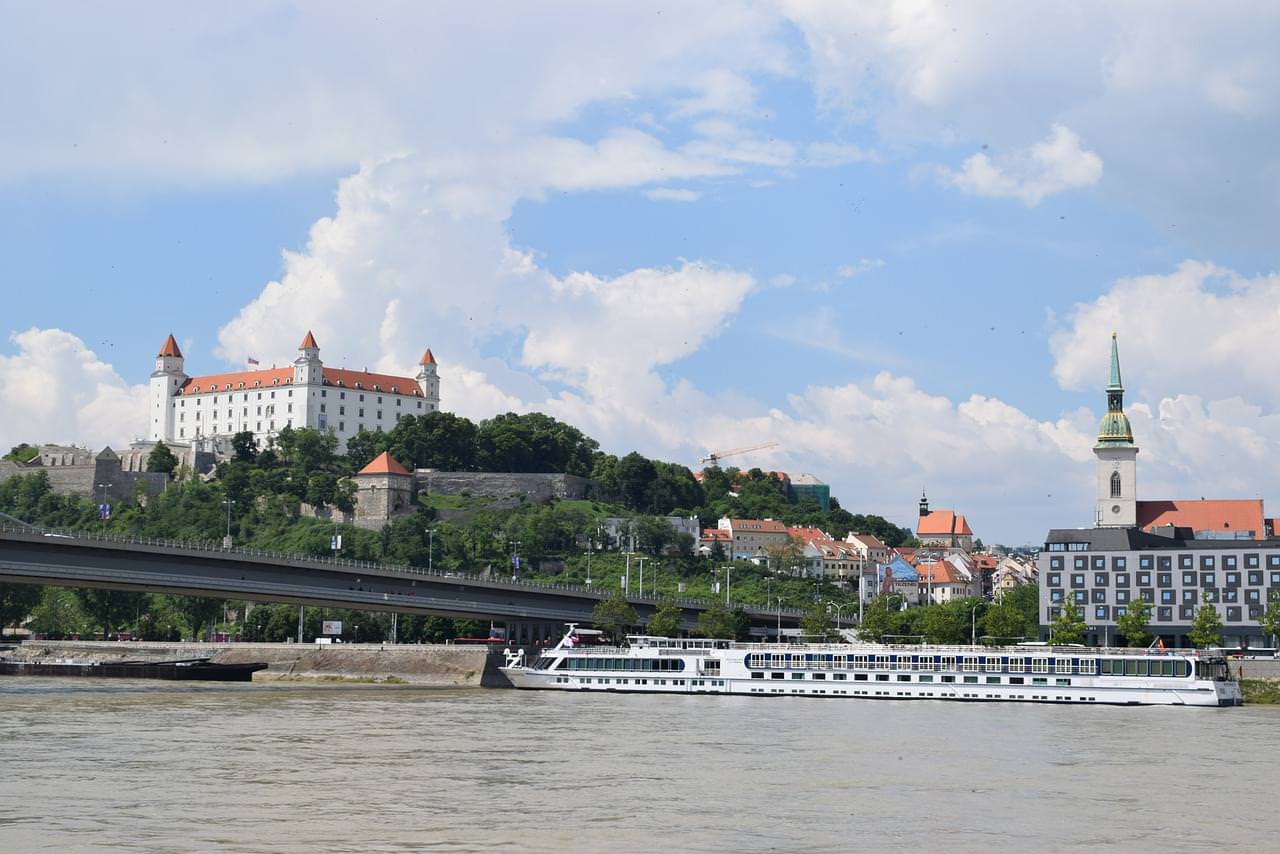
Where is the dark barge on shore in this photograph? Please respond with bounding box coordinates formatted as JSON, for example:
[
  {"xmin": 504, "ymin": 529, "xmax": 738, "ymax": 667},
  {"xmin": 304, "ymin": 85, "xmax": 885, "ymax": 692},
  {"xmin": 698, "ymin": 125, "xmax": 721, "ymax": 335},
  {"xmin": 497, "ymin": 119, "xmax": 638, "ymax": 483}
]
[{"xmin": 0, "ymin": 657, "xmax": 268, "ymax": 682}]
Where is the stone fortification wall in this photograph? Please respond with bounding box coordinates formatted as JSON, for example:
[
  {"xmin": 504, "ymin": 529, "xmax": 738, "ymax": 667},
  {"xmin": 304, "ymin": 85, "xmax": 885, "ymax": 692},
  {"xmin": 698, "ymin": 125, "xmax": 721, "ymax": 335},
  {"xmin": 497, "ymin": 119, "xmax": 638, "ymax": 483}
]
[
  {"xmin": 0, "ymin": 456, "xmax": 167, "ymax": 505},
  {"xmin": 7, "ymin": 640, "xmax": 498, "ymax": 686},
  {"xmin": 417, "ymin": 471, "xmax": 596, "ymax": 502}
]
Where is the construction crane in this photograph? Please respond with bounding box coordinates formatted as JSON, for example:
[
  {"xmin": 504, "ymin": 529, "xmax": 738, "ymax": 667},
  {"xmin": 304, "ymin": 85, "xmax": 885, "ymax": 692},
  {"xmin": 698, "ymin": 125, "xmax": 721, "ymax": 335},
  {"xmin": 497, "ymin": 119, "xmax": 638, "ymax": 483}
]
[{"xmin": 699, "ymin": 441, "xmax": 779, "ymax": 467}]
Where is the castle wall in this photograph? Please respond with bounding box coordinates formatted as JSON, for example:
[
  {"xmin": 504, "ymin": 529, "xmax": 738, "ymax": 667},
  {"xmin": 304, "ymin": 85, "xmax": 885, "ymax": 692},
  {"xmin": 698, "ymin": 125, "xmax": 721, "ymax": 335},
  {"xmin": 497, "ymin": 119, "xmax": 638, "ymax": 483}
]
[{"xmin": 415, "ymin": 471, "xmax": 596, "ymax": 502}]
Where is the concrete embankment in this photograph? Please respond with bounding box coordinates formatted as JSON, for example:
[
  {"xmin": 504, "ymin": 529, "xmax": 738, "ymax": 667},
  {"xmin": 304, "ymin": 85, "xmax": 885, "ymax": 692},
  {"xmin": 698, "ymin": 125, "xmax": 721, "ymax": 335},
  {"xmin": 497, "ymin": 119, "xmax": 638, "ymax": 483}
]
[{"xmin": 4, "ymin": 641, "xmax": 511, "ymax": 687}]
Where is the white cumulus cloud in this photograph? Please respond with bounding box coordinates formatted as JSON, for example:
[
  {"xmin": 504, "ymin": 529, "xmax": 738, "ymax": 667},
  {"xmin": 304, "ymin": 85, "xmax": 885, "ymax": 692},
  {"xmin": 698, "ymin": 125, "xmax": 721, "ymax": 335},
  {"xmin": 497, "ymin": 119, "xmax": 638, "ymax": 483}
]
[
  {"xmin": 934, "ymin": 125, "xmax": 1103, "ymax": 206},
  {"xmin": 0, "ymin": 329, "xmax": 148, "ymax": 452}
]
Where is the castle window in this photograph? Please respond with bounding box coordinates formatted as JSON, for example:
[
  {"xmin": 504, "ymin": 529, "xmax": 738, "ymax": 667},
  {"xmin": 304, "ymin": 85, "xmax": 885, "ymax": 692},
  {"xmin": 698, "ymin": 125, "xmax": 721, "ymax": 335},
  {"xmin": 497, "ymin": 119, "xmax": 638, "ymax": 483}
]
[
  {"xmin": 1109, "ymin": 471, "xmax": 1121, "ymax": 498},
  {"xmin": 374, "ymin": 386, "xmax": 381, "ymax": 392},
  {"xmin": 417, "ymin": 402, "xmax": 422, "ymax": 409},
  {"xmin": 272, "ymin": 379, "xmax": 279, "ymax": 386}
]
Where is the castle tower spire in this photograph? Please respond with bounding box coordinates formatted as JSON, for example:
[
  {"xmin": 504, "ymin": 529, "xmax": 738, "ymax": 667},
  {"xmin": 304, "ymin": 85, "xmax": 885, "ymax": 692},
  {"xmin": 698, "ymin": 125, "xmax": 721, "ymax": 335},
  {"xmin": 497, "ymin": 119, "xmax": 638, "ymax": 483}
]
[{"xmin": 1094, "ymin": 333, "xmax": 1138, "ymax": 527}]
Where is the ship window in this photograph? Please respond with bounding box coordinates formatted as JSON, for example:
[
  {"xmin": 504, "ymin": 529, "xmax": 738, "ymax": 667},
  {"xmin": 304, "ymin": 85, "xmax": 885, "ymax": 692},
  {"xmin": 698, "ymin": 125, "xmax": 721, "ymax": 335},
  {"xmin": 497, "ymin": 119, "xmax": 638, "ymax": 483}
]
[
  {"xmin": 1126, "ymin": 659, "xmax": 1140, "ymax": 676},
  {"xmin": 1056, "ymin": 678, "xmax": 1071, "ymax": 686},
  {"xmin": 986, "ymin": 676, "xmax": 1001, "ymax": 684},
  {"xmin": 896, "ymin": 674, "xmax": 910, "ymax": 682},
  {"xmin": 1055, "ymin": 658, "xmax": 1072, "ymax": 674},
  {"xmin": 984, "ymin": 658, "xmax": 1001, "ymax": 673},
  {"xmin": 771, "ymin": 672, "xmax": 784, "ymax": 679},
  {"xmin": 941, "ymin": 675, "xmax": 955, "ymax": 683},
  {"xmin": 919, "ymin": 675, "xmax": 933, "ymax": 683},
  {"xmin": 853, "ymin": 674, "xmax": 867, "ymax": 681},
  {"xmin": 1009, "ymin": 677, "xmax": 1024, "ymax": 685},
  {"xmin": 875, "ymin": 674, "xmax": 890, "ymax": 681},
  {"xmin": 1031, "ymin": 658, "xmax": 1049, "ymax": 674},
  {"xmin": 963, "ymin": 676, "xmax": 978, "ymax": 684},
  {"xmin": 1077, "ymin": 659, "xmax": 1096, "ymax": 675}
]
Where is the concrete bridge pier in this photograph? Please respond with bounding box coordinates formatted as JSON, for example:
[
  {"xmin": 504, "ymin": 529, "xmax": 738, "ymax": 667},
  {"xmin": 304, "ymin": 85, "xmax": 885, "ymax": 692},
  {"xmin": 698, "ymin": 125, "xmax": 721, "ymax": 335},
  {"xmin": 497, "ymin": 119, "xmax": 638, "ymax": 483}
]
[{"xmin": 503, "ymin": 620, "xmax": 564, "ymax": 646}]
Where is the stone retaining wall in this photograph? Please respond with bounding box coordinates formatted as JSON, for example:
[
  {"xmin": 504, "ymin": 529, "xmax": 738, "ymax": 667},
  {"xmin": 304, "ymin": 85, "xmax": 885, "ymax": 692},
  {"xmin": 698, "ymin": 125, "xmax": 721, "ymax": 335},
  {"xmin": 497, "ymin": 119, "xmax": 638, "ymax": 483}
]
[{"xmin": 5, "ymin": 641, "xmax": 502, "ymax": 686}]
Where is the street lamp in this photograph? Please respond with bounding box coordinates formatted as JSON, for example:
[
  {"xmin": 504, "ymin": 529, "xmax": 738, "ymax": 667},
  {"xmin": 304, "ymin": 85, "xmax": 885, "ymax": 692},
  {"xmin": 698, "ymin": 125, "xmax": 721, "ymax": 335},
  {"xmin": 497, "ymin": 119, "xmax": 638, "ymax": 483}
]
[
  {"xmin": 222, "ymin": 497, "xmax": 236, "ymax": 547},
  {"xmin": 95, "ymin": 481, "xmax": 113, "ymax": 534},
  {"xmin": 970, "ymin": 603, "xmax": 981, "ymax": 645},
  {"xmin": 354, "ymin": 624, "xmax": 360, "ymax": 644},
  {"xmin": 509, "ymin": 540, "xmax": 522, "ymax": 578},
  {"xmin": 827, "ymin": 600, "xmax": 848, "ymax": 629},
  {"xmin": 426, "ymin": 527, "xmax": 435, "ymax": 573},
  {"xmin": 585, "ymin": 537, "xmax": 593, "ymax": 588}
]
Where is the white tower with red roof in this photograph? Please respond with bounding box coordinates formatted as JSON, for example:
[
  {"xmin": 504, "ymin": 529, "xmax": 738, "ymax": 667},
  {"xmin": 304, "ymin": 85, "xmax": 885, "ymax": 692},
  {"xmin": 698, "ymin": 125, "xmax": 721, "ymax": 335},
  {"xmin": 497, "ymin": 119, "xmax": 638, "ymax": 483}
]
[
  {"xmin": 148, "ymin": 334, "xmax": 187, "ymax": 442},
  {"xmin": 416, "ymin": 349, "xmax": 440, "ymax": 412}
]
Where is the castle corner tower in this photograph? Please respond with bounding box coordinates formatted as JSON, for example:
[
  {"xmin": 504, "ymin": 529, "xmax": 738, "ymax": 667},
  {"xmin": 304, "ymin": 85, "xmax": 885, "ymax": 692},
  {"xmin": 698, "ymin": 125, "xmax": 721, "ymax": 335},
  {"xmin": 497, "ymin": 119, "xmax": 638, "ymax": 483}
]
[
  {"xmin": 1094, "ymin": 333, "xmax": 1138, "ymax": 528},
  {"xmin": 148, "ymin": 334, "xmax": 186, "ymax": 442},
  {"xmin": 416, "ymin": 348, "xmax": 440, "ymax": 411}
]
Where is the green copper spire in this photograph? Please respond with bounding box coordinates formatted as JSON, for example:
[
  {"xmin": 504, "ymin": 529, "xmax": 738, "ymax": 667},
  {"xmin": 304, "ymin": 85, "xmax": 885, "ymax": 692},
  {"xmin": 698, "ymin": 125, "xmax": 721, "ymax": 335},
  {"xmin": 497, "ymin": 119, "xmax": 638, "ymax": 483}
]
[
  {"xmin": 1107, "ymin": 331, "xmax": 1123, "ymax": 391},
  {"xmin": 1096, "ymin": 332, "xmax": 1134, "ymax": 446}
]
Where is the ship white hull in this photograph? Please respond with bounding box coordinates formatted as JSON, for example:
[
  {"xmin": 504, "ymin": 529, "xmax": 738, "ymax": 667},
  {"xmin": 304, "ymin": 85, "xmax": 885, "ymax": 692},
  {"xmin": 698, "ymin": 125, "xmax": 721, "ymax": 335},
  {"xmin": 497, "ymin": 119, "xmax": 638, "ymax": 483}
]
[{"xmin": 501, "ymin": 666, "xmax": 1240, "ymax": 706}]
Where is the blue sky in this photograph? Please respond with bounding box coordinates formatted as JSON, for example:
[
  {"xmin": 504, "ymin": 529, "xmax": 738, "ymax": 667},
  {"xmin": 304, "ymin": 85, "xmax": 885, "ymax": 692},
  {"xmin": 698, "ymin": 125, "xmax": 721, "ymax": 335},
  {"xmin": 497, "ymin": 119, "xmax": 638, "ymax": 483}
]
[{"xmin": 2, "ymin": 3, "xmax": 1278, "ymax": 544}]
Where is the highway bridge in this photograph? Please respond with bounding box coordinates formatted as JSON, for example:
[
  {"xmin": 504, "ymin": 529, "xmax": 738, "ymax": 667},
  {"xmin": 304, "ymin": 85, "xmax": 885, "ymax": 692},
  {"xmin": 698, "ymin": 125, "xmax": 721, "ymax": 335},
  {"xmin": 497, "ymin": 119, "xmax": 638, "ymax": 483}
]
[{"xmin": 0, "ymin": 526, "xmax": 806, "ymax": 644}]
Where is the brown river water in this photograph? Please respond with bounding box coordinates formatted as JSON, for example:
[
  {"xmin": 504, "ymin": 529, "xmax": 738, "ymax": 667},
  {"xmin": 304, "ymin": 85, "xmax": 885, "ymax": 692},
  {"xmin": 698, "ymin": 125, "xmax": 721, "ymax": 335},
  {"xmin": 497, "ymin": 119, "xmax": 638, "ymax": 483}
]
[{"xmin": 1, "ymin": 678, "xmax": 1277, "ymax": 853}]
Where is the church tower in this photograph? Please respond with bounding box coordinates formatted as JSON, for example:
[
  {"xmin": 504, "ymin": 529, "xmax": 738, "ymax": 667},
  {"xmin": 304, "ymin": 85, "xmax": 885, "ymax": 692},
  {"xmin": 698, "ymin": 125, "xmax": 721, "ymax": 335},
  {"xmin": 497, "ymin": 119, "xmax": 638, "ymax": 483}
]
[
  {"xmin": 148, "ymin": 334, "xmax": 186, "ymax": 442},
  {"xmin": 417, "ymin": 348, "xmax": 440, "ymax": 411},
  {"xmin": 1095, "ymin": 333, "xmax": 1138, "ymax": 528}
]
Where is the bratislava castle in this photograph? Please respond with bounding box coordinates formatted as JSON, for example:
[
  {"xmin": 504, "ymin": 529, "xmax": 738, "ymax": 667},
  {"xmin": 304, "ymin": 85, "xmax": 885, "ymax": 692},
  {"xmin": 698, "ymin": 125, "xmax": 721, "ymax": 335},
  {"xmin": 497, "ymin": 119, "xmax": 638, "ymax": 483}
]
[{"xmin": 147, "ymin": 331, "xmax": 440, "ymax": 452}]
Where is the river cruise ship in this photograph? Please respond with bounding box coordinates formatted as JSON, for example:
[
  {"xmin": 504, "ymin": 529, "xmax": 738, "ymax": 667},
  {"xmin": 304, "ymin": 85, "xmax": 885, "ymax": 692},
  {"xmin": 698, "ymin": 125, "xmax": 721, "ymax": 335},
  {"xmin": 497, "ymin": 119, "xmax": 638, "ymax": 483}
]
[{"xmin": 502, "ymin": 627, "xmax": 1242, "ymax": 707}]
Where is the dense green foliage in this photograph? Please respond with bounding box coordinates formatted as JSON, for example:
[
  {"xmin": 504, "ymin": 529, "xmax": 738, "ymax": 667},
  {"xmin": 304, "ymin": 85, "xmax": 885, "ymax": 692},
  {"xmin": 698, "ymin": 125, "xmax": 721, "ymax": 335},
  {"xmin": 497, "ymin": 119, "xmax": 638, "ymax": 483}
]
[
  {"xmin": 1115, "ymin": 596, "xmax": 1153, "ymax": 647},
  {"xmin": 1188, "ymin": 593, "xmax": 1224, "ymax": 648},
  {"xmin": 1259, "ymin": 590, "xmax": 1280, "ymax": 647},
  {"xmin": 591, "ymin": 591, "xmax": 638, "ymax": 642},
  {"xmin": 4, "ymin": 443, "xmax": 39, "ymax": 463},
  {"xmin": 694, "ymin": 603, "xmax": 750, "ymax": 640},
  {"xmin": 646, "ymin": 599, "xmax": 684, "ymax": 638},
  {"xmin": 1049, "ymin": 600, "xmax": 1087, "ymax": 645},
  {"xmin": 146, "ymin": 441, "xmax": 178, "ymax": 474}
]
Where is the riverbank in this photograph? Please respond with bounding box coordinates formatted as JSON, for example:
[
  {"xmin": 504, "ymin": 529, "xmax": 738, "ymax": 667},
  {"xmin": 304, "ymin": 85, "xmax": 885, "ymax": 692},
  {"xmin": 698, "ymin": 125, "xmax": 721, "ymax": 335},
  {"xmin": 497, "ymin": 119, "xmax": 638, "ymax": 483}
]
[
  {"xmin": 2, "ymin": 640, "xmax": 510, "ymax": 687},
  {"xmin": 1240, "ymin": 679, "xmax": 1280, "ymax": 704}
]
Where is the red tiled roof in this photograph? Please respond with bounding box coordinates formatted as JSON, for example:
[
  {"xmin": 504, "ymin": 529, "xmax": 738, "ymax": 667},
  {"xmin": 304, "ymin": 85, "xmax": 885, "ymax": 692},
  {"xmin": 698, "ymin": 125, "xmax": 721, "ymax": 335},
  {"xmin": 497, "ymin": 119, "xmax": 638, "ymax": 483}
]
[
  {"xmin": 179, "ymin": 366, "xmax": 422, "ymax": 397},
  {"xmin": 180, "ymin": 367, "xmax": 294, "ymax": 395},
  {"xmin": 1136, "ymin": 499, "xmax": 1265, "ymax": 537},
  {"xmin": 917, "ymin": 509, "xmax": 973, "ymax": 537},
  {"xmin": 420, "ymin": 349, "xmax": 436, "ymax": 365},
  {"xmin": 300, "ymin": 330, "xmax": 319, "ymax": 349},
  {"xmin": 729, "ymin": 518, "xmax": 787, "ymax": 533},
  {"xmin": 321, "ymin": 367, "xmax": 422, "ymax": 397},
  {"xmin": 847, "ymin": 533, "xmax": 887, "ymax": 550},
  {"xmin": 157, "ymin": 334, "xmax": 183, "ymax": 358},
  {"xmin": 358, "ymin": 451, "xmax": 411, "ymax": 476},
  {"xmin": 916, "ymin": 560, "xmax": 967, "ymax": 585},
  {"xmin": 701, "ymin": 529, "xmax": 732, "ymax": 542},
  {"xmin": 787, "ymin": 526, "xmax": 833, "ymax": 545}
]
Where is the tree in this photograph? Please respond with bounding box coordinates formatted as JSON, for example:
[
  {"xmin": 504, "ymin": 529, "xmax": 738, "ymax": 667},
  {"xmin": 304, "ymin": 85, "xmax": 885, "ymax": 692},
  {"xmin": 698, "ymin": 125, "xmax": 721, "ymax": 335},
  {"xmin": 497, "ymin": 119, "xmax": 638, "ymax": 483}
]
[
  {"xmin": 73, "ymin": 588, "xmax": 149, "ymax": 638},
  {"xmin": 1048, "ymin": 600, "xmax": 1087, "ymax": 645},
  {"xmin": 1260, "ymin": 590, "xmax": 1280, "ymax": 648},
  {"xmin": 3, "ymin": 443, "xmax": 39, "ymax": 463},
  {"xmin": 146, "ymin": 441, "xmax": 179, "ymax": 474},
  {"xmin": 694, "ymin": 603, "xmax": 749, "ymax": 640},
  {"xmin": 801, "ymin": 603, "xmax": 835, "ymax": 640},
  {"xmin": 1188, "ymin": 593, "xmax": 1224, "ymax": 648},
  {"xmin": 980, "ymin": 598, "xmax": 1034, "ymax": 643},
  {"xmin": 591, "ymin": 591, "xmax": 637, "ymax": 643},
  {"xmin": 857, "ymin": 594, "xmax": 900, "ymax": 642},
  {"xmin": 647, "ymin": 599, "xmax": 683, "ymax": 638},
  {"xmin": 1115, "ymin": 596, "xmax": 1153, "ymax": 647},
  {"xmin": 27, "ymin": 587, "xmax": 90, "ymax": 638},
  {"xmin": 175, "ymin": 595, "xmax": 225, "ymax": 641},
  {"xmin": 231, "ymin": 431, "xmax": 258, "ymax": 463},
  {"xmin": 0, "ymin": 583, "xmax": 41, "ymax": 637}
]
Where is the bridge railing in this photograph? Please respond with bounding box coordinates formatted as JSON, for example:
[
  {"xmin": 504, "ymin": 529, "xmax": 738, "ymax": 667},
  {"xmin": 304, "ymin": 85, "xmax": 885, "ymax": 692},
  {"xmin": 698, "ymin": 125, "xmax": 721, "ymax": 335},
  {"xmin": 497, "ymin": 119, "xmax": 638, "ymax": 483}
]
[{"xmin": 0, "ymin": 523, "xmax": 808, "ymax": 617}]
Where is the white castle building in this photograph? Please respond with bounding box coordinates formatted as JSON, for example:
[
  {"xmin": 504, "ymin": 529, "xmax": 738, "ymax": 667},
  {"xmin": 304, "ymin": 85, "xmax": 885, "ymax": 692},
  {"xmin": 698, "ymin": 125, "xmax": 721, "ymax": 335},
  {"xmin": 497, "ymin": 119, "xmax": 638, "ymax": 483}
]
[{"xmin": 147, "ymin": 331, "xmax": 440, "ymax": 453}]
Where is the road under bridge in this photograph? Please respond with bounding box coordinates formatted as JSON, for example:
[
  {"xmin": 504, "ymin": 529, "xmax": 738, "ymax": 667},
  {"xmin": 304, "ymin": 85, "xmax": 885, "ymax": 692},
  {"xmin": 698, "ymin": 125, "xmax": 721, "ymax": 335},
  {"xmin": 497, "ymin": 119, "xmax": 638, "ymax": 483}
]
[{"xmin": 0, "ymin": 527, "xmax": 806, "ymax": 644}]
